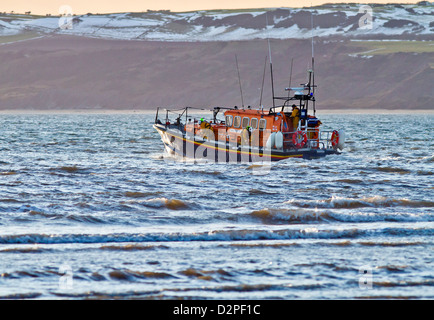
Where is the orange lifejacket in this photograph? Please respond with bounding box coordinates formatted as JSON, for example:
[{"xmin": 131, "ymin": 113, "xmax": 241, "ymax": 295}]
[
  {"xmin": 200, "ymin": 121, "xmax": 212, "ymax": 130},
  {"xmin": 291, "ymin": 107, "xmax": 300, "ymax": 130}
]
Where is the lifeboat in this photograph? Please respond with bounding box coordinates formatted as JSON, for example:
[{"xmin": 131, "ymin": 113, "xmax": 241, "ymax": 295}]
[
  {"xmin": 153, "ymin": 72, "xmax": 345, "ymax": 162},
  {"xmin": 154, "ymin": 32, "xmax": 345, "ymax": 163}
]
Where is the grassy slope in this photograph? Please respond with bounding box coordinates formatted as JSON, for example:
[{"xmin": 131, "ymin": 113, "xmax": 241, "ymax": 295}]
[
  {"xmin": 349, "ymin": 41, "xmax": 434, "ymax": 55},
  {"xmin": 0, "ymin": 31, "xmax": 42, "ymax": 44}
]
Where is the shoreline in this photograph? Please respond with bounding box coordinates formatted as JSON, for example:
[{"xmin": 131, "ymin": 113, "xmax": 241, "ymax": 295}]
[
  {"xmin": 0, "ymin": 109, "xmax": 157, "ymax": 115},
  {"xmin": 0, "ymin": 108, "xmax": 433, "ymax": 115}
]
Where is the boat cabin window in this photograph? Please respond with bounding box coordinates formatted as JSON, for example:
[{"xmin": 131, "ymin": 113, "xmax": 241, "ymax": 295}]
[
  {"xmin": 259, "ymin": 119, "xmax": 267, "ymax": 131},
  {"xmin": 242, "ymin": 117, "xmax": 250, "ymax": 129},
  {"xmin": 225, "ymin": 115, "xmax": 233, "ymax": 127},
  {"xmin": 251, "ymin": 118, "xmax": 258, "ymax": 129},
  {"xmin": 233, "ymin": 116, "xmax": 241, "ymax": 128}
]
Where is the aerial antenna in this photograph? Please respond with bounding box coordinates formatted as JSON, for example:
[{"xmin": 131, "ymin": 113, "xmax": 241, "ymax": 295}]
[
  {"xmin": 311, "ymin": 8, "xmax": 315, "ymax": 68},
  {"xmin": 235, "ymin": 54, "xmax": 245, "ymax": 109},
  {"xmin": 310, "ymin": 4, "xmax": 316, "ymax": 116},
  {"xmin": 259, "ymin": 55, "xmax": 267, "ymax": 109},
  {"xmin": 266, "ymin": 13, "xmax": 275, "ymax": 108},
  {"xmin": 287, "ymin": 57, "xmax": 294, "ymax": 99}
]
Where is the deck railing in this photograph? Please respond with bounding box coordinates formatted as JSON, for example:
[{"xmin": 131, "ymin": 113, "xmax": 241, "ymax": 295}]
[{"xmin": 281, "ymin": 128, "xmax": 334, "ymax": 150}]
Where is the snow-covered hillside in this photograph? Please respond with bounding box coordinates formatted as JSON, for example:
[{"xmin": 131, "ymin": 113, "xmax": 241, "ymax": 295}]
[{"xmin": 1, "ymin": 3, "xmax": 433, "ymax": 41}]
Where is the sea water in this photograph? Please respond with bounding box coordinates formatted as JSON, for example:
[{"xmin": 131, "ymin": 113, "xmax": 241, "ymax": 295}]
[{"xmin": 0, "ymin": 112, "xmax": 432, "ymax": 299}]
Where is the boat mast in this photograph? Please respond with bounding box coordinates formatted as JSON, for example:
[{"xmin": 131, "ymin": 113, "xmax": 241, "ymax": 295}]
[
  {"xmin": 266, "ymin": 13, "xmax": 276, "ymax": 108},
  {"xmin": 287, "ymin": 57, "xmax": 294, "ymax": 99},
  {"xmin": 310, "ymin": 6, "xmax": 316, "ymax": 116},
  {"xmin": 235, "ymin": 54, "xmax": 245, "ymax": 109},
  {"xmin": 262, "ymin": 8, "xmax": 317, "ymax": 115},
  {"xmin": 259, "ymin": 55, "xmax": 267, "ymax": 109}
]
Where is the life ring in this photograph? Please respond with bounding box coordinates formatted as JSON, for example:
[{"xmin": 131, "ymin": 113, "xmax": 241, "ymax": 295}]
[
  {"xmin": 331, "ymin": 130, "xmax": 339, "ymax": 149},
  {"xmin": 293, "ymin": 130, "xmax": 307, "ymax": 148}
]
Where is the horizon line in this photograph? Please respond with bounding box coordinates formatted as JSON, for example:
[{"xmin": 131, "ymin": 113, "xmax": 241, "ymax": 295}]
[{"xmin": 0, "ymin": 1, "xmax": 426, "ymax": 16}]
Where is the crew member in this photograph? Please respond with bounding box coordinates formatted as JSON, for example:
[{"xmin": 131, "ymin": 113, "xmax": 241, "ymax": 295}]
[
  {"xmin": 291, "ymin": 104, "xmax": 300, "ymax": 131},
  {"xmin": 241, "ymin": 126, "xmax": 252, "ymax": 145},
  {"xmin": 200, "ymin": 118, "xmax": 212, "ymax": 130}
]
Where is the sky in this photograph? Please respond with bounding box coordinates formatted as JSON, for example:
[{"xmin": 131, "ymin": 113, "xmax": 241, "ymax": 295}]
[{"xmin": 0, "ymin": 0, "xmax": 421, "ymax": 15}]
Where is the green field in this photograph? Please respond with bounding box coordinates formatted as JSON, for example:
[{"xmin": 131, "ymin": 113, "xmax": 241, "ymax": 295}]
[
  {"xmin": 350, "ymin": 40, "xmax": 434, "ymax": 55},
  {"xmin": 0, "ymin": 32, "xmax": 43, "ymax": 44}
]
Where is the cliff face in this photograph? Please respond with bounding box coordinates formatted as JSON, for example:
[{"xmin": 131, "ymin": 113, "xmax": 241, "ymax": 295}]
[{"xmin": 0, "ymin": 4, "xmax": 433, "ymax": 110}]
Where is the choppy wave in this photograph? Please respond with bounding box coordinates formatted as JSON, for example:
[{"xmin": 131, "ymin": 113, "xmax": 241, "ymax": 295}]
[
  {"xmin": 0, "ymin": 269, "xmax": 60, "ymax": 279},
  {"xmin": 128, "ymin": 198, "xmax": 191, "ymax": 210},
  {"xmin": 0, "ymin": 171, "xmax": 17, "ymax": 176},
  {"xmin": 100, "ymin": 267, "xmax": 236, "ymax": 283},
  {"xmin": 374, "ymin": 167, "xmax": 411, "ymax": 174},
  {"xmin": 99, "ymin": 244, "xmax": 169, "ymax": 251},
  {"xmin": 285, "ymin": 196, "xmax": 434, "ymax": 210},
  {"xmin": 0, "ymin": 246, "xmax": 52, "ymax": 253},
  {"xmin": 1, "ymin": 113, "xmax": 433, "ymax": 299},
  {"xmin": 250, "ymin": 206, "xmax": 434, "ymax": 224},
  {"xmin": 49, "ymin": 165, "xmax": 88, "ymax": 174},
  {"xmin": 372, "ymin": 279, "xmax": 434, "ymax": 288},
  {"xmin": 28, "ymin": 210, "xmax": 106, "ymax": 224},
  {"xmin": 1, "ymin": 226, "xmax": 433, "ymax": 244},
  {"xmin": 248, "ymin": 189, "xmax": 278, "ymax": 195},
  {"xmin": 108, "ymin": 269, "xmax": 175, "ymax": 281},
  {"xmin": 0, "ymin": 293, "xmax": 42, "ymax": 299},
  {"xmin": 250, "ymin": 208, "xmax": 326, "ymax": 223},
  {"xmin": 124, "ymin": 191, "xmax": 161, "ymax": 198}
]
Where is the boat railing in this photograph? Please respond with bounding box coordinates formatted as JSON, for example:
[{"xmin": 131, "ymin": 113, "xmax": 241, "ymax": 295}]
[
  {"xmin": 155, "ymin": 107, "xmax": 224, "ymax": 130},
  {"xmin": 280, "ymin": 128, "xmax": 334, "ymax": 150}
]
